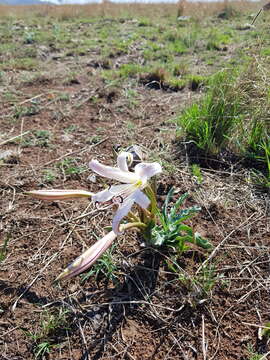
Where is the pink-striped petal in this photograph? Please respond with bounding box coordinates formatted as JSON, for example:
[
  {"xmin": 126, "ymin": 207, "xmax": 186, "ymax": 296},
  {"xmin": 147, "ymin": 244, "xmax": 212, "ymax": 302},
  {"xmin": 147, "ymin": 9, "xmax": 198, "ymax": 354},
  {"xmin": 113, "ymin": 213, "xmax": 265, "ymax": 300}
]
[
  {"xmin": 111, "ymin": 190, "xmax": 150, "ymax": 234},
  {"xmin": 92, "ymin": 184, "xmax": 137, "ymax": 203},
  {"xmin": 133, "ymin": 189, "xmax": 150, "ymax": 209},
  {"xmin": 56, "ymin": 231, "xmax": 117, "ymax": 281},
  {"xmin": 92, "ymin": 188, "xmax": 114, "ymax": 203},
  {"xmin": 112, "ymin": 198, "xmax": 134, "ymax": 234},
  {"xmin": 89, "ymin": 160, "xmax": 138, "ymax": 184},
  {"xmin": 26, "ymin": 189, "xmax": 93, "ymax": 201},
  {"xmin": 109, "ymin": 183, "xmax": 139, "ymax": 198},
  {"xmin": 134, "ymin": 162, "xmax": 162, "ymax": 181}
]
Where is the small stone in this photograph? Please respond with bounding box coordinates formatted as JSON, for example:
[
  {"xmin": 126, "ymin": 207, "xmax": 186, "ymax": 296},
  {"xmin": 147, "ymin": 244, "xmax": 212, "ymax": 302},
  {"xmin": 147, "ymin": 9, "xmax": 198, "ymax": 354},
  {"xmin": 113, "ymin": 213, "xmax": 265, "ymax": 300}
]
[
  {"xmin": 94, "ymin": 314, "xmax": 101, "ymax": 321},
  {"xmin": 0, "ymin": 150, "xmax": 15, "ymax": 160},
  {"xmin": 61, "ymin": 134, "xmax": 73, "ymax": 142},
  {"xmin": 236, "ymin": 23, "xmax": 256, "ymax": 30},
  {"xmin": 87, "ymin": 174, "xmax": 96, "ymax": 183},
  {"xmin": 177, "ymin": 16, "xmax": 191, "ymax": 22},
  {"xmin": 0, "ymin": 150, "xmax": 19, "ymax": 164}
]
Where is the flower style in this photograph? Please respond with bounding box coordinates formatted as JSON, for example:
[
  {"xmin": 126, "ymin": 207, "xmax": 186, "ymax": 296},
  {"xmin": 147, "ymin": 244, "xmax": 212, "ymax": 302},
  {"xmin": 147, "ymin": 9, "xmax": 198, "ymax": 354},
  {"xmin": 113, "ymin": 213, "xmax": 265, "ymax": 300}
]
[{"xmin": 89, "ymin": 156, "xmax": 162, "ymax": 234}]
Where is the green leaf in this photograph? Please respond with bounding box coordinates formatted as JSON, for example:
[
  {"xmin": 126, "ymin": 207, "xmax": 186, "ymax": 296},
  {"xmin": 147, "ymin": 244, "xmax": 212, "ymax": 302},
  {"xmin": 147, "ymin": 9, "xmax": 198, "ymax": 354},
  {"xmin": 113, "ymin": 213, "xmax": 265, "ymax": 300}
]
[
  {"xmin": 151, "ymin": 227, "xmax": 166, "ymax": 246},
  {"xmin": 261, "ymin": 322, "xmax": 270, "ymax": 338},
  {"xmin": 172, "ymin": 206, "xmax": 201, "ymax": 224},
  {"xmin": 143, "ymin": 219, "xmax": 156, "ymax": 242},
  {"xmin": 175, "ymin": 235, "xmax": 193, "ymax": 252},
  {"xmin": 177, "ymin": 224, "xmax": 193, "ymax": 236},
  {"xmin": 170, "ymin": 193, "xmax": 189, "ymax": 217},
  {"xmin": 194, "ymin": 232, "xmax": 212, "ymax": 249},
  {"xmin": 162, "ymin": 187, "xmax": 174, "ymax": 221}
]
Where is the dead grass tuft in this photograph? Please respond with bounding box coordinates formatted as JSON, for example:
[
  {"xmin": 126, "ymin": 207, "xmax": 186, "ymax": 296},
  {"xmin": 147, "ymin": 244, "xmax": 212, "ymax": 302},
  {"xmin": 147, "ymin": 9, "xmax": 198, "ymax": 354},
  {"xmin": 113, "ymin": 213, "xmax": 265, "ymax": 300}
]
[{"xmin": 0, "ymin": 1, "xmax": 265, "ymax": 21}]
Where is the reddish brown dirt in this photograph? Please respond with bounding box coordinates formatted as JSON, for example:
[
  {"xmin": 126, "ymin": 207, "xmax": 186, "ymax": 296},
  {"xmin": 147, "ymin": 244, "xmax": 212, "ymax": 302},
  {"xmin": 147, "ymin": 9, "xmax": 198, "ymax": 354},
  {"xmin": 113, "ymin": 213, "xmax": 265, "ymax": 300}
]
[{"xmin": 0, "ymin": 50, "xmax": 269, "ymax": 360}]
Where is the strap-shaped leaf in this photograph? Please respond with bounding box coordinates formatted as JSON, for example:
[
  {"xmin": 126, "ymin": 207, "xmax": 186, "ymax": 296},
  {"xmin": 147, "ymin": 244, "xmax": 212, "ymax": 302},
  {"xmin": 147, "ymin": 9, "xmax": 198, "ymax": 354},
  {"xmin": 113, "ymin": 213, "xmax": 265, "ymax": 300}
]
[
  {"xmin": 162, "ymin": 186, "xmax": 174, "ymax": 222},
  {"xmin": 172, "ymin": 206, "xmax": 201, "ymax": 224},
  {"xmin": 194, "ymin": 233, "xmax": 212, "ymax": 249},
  {"xmin": 170, "ymin": 193, "xmax": 189, "ymax": 218},
  {"xmin": 177, "ymin": 224, "xmax": 193, "ymax": 236},
  {"xmin": 175, "ymin": 235, "xmax": 193, "ymax": 252},
  {"xmin": 151, "ymin": 227, "xmax": 167, "ymax": 246}
]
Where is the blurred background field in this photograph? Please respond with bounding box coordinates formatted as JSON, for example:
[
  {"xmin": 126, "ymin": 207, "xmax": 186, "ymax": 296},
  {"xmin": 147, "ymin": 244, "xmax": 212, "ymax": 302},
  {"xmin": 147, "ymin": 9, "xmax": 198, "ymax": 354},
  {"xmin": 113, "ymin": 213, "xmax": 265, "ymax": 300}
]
[{"xmin": 0, "ymin": 0, "xmax": 266, "ymax": 19}]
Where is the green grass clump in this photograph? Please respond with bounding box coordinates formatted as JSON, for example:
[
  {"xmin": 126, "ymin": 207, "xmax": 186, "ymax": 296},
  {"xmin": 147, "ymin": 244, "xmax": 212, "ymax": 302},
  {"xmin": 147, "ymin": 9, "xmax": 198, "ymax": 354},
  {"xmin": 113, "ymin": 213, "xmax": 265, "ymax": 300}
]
[
  {"xmin": 138, "ymin": 17, "xmax": 152, "ymax": 27},
  {"xmin": 81, "ymin": 243, "xmax": 118, "ymax": 285},
  {"xmin": 249, "ymin": 139, "xmax": 270, "ymax": 190},
  {"xmin": 206, "ymin": 29, "xmax": 232, "ymax": 51},
  {"xmin": 118, "ymin": 63, "xmax": 144, "ymax": 78},
  {"xmin": 25, "ymin": 308, "xmax": 69, "ymax": 359},
  {"xmin": 0, "ymin": 234, "xmax": 10, "ymax": 263},
  {"xmin": 1, "ymin": 57, "xmax": 38, "ymax": 71},
  {"xmin": 187, "ymin": 74, "xmax": 208, "ymax": 90},
  {"xmin": 177, "ymin": 70, "xmax": 242, "ymax": 154},
  {"xmin": 260, "ymin": 47, "xmax": 270, "ymax": 57},
  {"xmin": 18, "ymin": 130, "xmax": 51, "ymax": 147},
  {"xmin": 176, "ymin": 59, "xmax": 270, "ymax": 188},
  {"xmin": 57, "ymin": 157, "xmax": 87, "ymax": 178},
  {"xmin": 166, "ymin": 77, "xmax": 186, "ymax": 91}
]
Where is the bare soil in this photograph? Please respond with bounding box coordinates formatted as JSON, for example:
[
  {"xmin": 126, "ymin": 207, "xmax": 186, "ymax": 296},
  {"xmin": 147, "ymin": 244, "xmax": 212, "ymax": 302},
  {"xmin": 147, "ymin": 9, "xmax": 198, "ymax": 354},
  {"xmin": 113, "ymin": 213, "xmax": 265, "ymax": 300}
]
[{"xmin": 0, "ymin": 12, "xmax": 269, "ymax": 360}]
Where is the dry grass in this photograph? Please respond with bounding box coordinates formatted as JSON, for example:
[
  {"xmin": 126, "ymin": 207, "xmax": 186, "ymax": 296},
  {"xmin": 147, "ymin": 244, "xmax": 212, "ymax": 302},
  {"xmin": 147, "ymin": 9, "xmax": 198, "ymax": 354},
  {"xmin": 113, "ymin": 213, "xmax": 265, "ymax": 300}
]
[
  {"xmin": 178, "ymin": 0, "xmax": 263, "ymax": 18},
  {"xmin": 0, "ymin": 0, "xmax": 265, "ymax": 21},
  {"xmin": 0, "ymin": 5, "xmax": 269, "ymax": 359}
]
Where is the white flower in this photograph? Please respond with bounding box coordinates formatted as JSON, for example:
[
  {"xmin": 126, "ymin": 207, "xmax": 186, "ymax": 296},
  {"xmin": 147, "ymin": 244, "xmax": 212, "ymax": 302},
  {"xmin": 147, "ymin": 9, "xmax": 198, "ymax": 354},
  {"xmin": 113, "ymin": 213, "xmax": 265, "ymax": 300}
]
[{"xmin": 89, "ymin": 155, "xmax": 162, "ymax": 234}]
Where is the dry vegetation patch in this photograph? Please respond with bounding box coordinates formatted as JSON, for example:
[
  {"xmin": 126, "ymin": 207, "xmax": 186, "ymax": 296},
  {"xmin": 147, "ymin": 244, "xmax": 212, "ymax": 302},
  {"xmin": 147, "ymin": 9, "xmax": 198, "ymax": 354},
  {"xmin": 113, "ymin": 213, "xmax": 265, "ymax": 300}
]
[{"xmin": 0, "ymin": 2, "xmax": 269, "ymax": 359}]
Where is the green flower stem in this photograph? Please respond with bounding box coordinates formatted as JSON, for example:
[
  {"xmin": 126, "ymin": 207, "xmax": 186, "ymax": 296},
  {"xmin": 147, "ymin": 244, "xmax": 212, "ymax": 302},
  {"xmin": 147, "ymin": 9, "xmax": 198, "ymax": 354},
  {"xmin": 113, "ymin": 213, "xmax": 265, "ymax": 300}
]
[
  {"xmin": 142, "ymin": 207, "xmax": 152, "ymax": 218},
  {"xmin": 145, "ymin": 185, "xmax": 168, "ymax": 230},
  {"xmin": 145, "ymin": 185, "xmax": 157, "ymax": 205},
  {"xmin": 121, "ymin": 222, "xmax": 147, "ymax": 231},
  {"xmin": 127, "ymin": 211, "xmax": 140, "ymax": 223},
  {"xmin": 145, "ymin": 185, "xmax": 159, "ymax": 214}
]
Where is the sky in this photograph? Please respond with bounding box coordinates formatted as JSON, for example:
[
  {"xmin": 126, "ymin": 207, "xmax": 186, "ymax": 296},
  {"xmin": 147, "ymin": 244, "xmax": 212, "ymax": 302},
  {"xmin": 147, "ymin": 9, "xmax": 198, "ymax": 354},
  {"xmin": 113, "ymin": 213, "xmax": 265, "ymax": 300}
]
[{"xmin": 42, "ymin": 0, "xmax": 234, "ymax": 4}]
